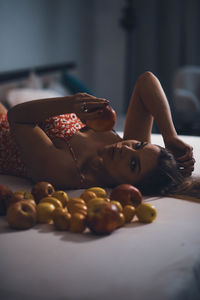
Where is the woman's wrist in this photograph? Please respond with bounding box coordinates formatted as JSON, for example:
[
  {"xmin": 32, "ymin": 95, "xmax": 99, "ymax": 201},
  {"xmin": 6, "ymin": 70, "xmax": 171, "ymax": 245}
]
[
  {"xmin": 154, "ymin": 113, "xmax": 177, "ymax": 145},
  {"xmin": 163, "ymin": 130, "xmax": 177, "ymax": 141},
  {"xmin": 163, "ymin": 133, "xmax": 178, "ymax": 149}
]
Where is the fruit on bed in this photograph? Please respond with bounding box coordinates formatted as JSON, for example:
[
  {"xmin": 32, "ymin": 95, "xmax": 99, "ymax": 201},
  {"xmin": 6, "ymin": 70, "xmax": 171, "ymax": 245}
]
[
  {"xmin": 6, "ymin": 200, "xmax": 37, "ymax": 230},
  {"xmin": 67, "ymin": 198, "xmax": 87, "ymax": 216},
  {"xmin": 86, "ymin": 201, "xmax": 120, "ymax": 235},
  {"xmin": 36, "ymin": 202, "xmax": 55, "ymax": 223},
  {"xmin": 80, "ymin": 190, "xmax": 97, "ymax": 204},
  {"xmin": 5, "ymin": 193, "xmax": 24, "ymax": 209},
  {"xmin": 31, "ymin": 182, "xmax": 55, "ymax": 204},
  {"xmin": 110, "ymin": 200, "xmax": 123, "ymax": 212},
  {"xmin": 2, "ymin": 182, "xmax": 157, "ymax": 234},
  {"xmin": 118, "ymin": 212, "xmax": 126, "ymax": 227},
  {"xmin": 70, "ymin": 213, "xmax": 87, "ymax": 233},
  {"xmin": 86, "ymin": 197, "xmax": 109, "ymax": 210},
  {"xmin": 123, "ymin": 205, "xmax": 136, "ymax": 223},
  {"xmin": 135, "ymin": 203, "xmax": 157, "ymax": 223},
  {"xmin": 110, "ymin": 184, "xmax": 142, "ymax": 208},
  {"xmin": 14, "ymin": 190, "xmax": 34, "ymax": 200},
  {"xmin": 39, "ymin": 196, "xmax": 63, "ymax": 208},
  {"xmin": 0, "ymin": 184, "xmax": 13, "ymax": 216},
  {"xmin": 86, "ymin": 187, "xmax": 107, "ymax": 198},
  {"xmin": 52, "ymin": 191, "xmax": 69, "ymax": 207},
  {"xmin": 6, "ymin": 192, "xmax": 36, "ymax": 210},
  {"xmin": 52, "ymin": 207, "xmax": 71, "ymax": 231},
  {"xmin": 85, "ymin": 105, "xmax": 116, "ymax": 132}
]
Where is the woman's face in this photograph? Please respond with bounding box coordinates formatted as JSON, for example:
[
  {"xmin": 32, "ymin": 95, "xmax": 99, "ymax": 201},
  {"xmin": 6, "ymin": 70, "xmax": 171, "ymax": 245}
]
[{"xmin": 98, "ymin": 140, "xmax": 161, "ymax": 185}]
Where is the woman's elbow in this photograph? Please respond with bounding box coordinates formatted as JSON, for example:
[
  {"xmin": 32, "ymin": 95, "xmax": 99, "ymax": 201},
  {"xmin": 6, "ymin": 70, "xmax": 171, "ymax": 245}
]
[{"xmin": 138, "ymin": 71, "xmax": 156, "ymax": 82}]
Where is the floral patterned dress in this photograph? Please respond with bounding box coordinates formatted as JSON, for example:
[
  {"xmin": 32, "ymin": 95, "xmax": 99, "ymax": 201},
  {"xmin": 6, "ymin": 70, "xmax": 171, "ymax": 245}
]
[{"xmin": 0, "ymin": 113, "xmax": 85, "ymax": 178}]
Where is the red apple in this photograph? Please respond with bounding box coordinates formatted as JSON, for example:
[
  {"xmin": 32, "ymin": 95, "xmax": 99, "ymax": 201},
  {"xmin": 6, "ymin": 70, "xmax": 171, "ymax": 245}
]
[
  {"xmin": 6, "ymin": 200, "xmax": 37, "ymax": 230},
  {"xmin": 110, "ymin": 184, "xmax": 142, "ymax": 208},
  {"xmin": 86, "ymin": 105, "xmax": 116, "ymax": 132},
  {"xmin": 5, "ymin": 193, "xmax": 25, "ymax": 209},
  {"xmin": 86, "ymin": 201, "xmax": 120, "ymax": 235},
  {"xmin": 31, "ymin": 181, "xmax": 55, "ymax": 204},
  {"xmin": 0, "ymin": 184, "xmax": 13, "ymax": 216}
]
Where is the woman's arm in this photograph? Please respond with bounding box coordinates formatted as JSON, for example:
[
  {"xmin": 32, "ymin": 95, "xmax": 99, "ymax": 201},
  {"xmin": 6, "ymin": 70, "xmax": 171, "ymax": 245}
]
[
  {"xmin": 7, "ymin": 93, "xmax": 108, "ymax": 125},
  {"xmin": 124, "ymin": 71, "xmax": 195, "ymax": 176},
  {"xmin": 6, "ymin": 93, "xmax": 109, "ymax": 186},
  {"xmin": 123, "ymin": 71, "xmax": 177, "ymax": 142}
]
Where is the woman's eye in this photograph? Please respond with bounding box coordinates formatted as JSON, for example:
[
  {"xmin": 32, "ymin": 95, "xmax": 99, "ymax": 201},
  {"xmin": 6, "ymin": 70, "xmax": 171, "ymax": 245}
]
[{"xmin": 130, "ymin": 159, "xmax": 137, "ymax": 171}]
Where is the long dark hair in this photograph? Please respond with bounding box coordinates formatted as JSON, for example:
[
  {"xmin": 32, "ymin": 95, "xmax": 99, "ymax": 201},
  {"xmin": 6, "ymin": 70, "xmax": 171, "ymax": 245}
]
[{"xmin": 136, "ymin": 147, "xmax": 200, "ymax": 199}]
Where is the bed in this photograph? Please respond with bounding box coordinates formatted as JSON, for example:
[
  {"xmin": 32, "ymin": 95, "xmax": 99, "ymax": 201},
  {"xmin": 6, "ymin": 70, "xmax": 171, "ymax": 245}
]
[{"xmin": 0, "ymin": 66, "xmax": 200, "ymax": 300}]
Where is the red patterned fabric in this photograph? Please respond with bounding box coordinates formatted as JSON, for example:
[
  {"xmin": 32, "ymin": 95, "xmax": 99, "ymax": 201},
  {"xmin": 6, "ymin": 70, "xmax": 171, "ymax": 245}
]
[{"xmin": 0, "ymin": 113, "xmax": 85, "ymax": 177}]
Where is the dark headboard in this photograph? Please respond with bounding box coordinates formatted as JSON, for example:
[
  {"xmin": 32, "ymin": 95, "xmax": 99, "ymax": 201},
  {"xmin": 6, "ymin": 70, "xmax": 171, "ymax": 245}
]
[{"xmin": 0, "ymin": 62, "xmax": 76, "ymax": 83}]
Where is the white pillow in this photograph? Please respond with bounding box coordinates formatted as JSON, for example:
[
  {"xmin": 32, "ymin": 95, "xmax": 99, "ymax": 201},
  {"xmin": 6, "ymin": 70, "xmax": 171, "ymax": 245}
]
[
  {"xmin": 6, "ymin": 88, "xmax": 62, "ymax": 107},
  {"xmin": 25, "ymin": 72, "xmax": 43, "ymax": 89},
  {"xmin": 47, "ymin": 80, "xmax": 70, "ymax": 96}
]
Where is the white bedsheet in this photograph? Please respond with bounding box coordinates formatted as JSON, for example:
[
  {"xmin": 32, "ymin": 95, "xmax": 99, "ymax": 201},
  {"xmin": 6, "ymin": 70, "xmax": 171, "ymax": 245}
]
[{"xmin": 0, "ymin": 134, "xmax": 200, "ymax": 300}]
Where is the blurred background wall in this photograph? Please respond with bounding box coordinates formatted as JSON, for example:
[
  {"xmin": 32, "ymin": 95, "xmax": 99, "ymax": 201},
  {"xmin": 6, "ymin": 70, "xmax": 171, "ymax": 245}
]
[
  {"xmin": 0, "ymin": 0, "xmax": 95, "ymax": 90},
  {"xmin": 0, "ymin": 0, "xmax": 200, "ymax": 133}
]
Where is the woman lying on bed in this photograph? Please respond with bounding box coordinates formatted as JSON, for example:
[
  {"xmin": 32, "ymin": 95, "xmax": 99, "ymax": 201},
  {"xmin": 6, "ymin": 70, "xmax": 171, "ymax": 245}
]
[{"xmin": 0, "ymin": 72, "xmax": 197, "ymax": 197}]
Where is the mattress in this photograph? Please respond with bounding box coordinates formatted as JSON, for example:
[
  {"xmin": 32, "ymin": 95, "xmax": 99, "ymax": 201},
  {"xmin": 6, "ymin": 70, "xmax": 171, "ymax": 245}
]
[{"xmin": 0, "ymin": 134, "xmax": 200, "ymax": 300}]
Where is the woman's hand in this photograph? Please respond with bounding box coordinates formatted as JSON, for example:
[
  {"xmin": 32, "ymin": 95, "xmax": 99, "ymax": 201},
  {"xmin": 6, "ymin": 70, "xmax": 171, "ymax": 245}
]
[
  {"xmin": 71, "ymin": 93, "xmax": 109, "ymax": 122},
  {"xmin": 164, "ymin": 136, "xmax": 195, "ymax": 177}
]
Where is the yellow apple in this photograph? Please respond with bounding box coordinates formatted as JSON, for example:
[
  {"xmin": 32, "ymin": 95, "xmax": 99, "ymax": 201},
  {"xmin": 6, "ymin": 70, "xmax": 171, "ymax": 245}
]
[
  {"xmin": 110, "ymin": 200, "xmax": 123, "ymax": 212},
  {"xmin": 26, "ymin": 199, "xmax": 36, "ymax": 207},
  {"xmin": 37, "ymin": 202, "xmax": 55, "ymax": 223},
  {"xmin": 52, "ymin": 207, "xmax": 71, "ymax": 230},
  {"xmin": 13, "ymin": 191, "xmax": 36, "ymax": 207},
  {"xmin": 86, "ymin": 187, "xmax": 107, "ymax": 198},
  {"xmin": 87, "ymin": 197, "xmax": 106, "ymax": 210},
  {"xmin": 14, "ymin": 190, "xmax": 34, "ymax": 200},
  {"xmin": 123, "ymin": 205, "xmax": 136, "ymax": 223},
  {"xmin": 80, "ymin": 190, "xmax": 97, "ymax": 205},
  {"xmin": 67, "ymin": 198, "xmax": 87, "ymax": 216},
  {"xmin": 135, "ymin": 203, "xmax": 157, "ymax": 223},
  {"xmin": 118, "ymin": 212, "xmax": 125, "ymax": 227},
  {"xmin": 39, "ymin": 196, "xmax": 62, "ymax": 208},
  {"xmin": 52, "ymin": 190, "xmax": 69, "ymax": 207},
  {"xmin": 69, "ymin": 213, "xmax": 87, "ymax": 233},
  {"xmin": 6, "ymin": 200, "xmax": 37, "ymax": 230}
]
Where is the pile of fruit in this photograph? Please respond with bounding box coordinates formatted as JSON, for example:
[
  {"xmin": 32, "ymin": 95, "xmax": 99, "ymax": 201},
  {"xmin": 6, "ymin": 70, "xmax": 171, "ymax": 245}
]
[{"xmin": 0, "ymin": 182, "xmax": 157, "ymax": 235}]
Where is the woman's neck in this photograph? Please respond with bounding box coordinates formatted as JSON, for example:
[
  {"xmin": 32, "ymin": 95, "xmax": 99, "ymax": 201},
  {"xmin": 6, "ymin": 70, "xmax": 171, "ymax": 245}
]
[{"xmin": 65, "ymin": 129, "xmax": 122, "ymax": 188}]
